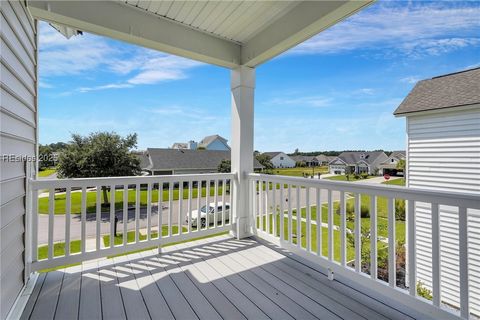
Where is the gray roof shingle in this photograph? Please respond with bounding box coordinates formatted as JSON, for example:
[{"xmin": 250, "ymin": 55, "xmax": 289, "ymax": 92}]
[
  {"xmin": 144, "ymin": 148, "xmax": 263, "ymax": 170},
  {"xmin": 394, "ymin": 68, "xmax": 480, "ymax": 116},
  {"xmin": 335, "ymin": 151, "xmax": 386, "ymax": 165}
]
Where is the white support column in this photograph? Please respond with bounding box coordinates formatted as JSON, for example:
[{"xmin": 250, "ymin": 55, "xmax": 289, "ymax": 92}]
[{"xmin": 230, "ymin": 66, "xmax": 255, "ymax": 239}]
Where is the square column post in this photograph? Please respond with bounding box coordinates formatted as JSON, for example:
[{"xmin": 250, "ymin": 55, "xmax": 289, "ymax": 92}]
[{"xmin": 230, "ymin": 66, "xmax": 255, "ymax": 239}]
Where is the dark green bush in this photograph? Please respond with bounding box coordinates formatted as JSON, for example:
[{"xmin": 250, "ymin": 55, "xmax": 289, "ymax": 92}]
[
  {"xmin": 361, "ymin": 204, "xmax": 370, "ymax": 218},
  {"xmin": 395, "ymin": 199, "xmax": 406, "ymax": 221}
]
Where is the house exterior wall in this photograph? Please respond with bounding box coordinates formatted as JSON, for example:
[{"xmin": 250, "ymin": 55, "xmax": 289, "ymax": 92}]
[
  {"xmin": 0, "ymin": 1, "xmax": 37, "ymax": 318},
  {"xmin": 329, "ymin": 164, "xmax": 346, "ymax": 175},
  {"xmin": 271, "ymin": 153, "xmax": 295, "ymax": 168},
  {"xmin": 205, "ymin": 139, "xmax": 229, "ymax": 151},
  {"xmin": 406, "ymin": 106, "xmax": 480, "ymax": 316}
]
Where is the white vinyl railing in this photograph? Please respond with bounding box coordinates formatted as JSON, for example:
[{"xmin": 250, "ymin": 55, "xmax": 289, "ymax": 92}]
[
  {"xmin": 248, "ymin": 173, "xmax": 479, "ymax": 319},
  {"xmin": 26, "ymin": 173, "xmax": 234, "ymax": 272}
]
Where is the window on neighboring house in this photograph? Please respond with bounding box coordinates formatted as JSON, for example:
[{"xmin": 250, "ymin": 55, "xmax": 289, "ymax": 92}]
[{"xmin": 280, "ymin": 157, "xmax": 284, "ymax": 160}]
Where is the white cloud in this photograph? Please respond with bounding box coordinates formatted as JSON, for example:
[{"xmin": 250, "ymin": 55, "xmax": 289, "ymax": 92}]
[
  {"xmin": 292, "ymin": 2, "xmax": 480, "ymax": 58},
  {"xmin": 354, "ymin": 88, "xmax": 375, "ymax": 95},
  {"xmin": 39, "ymin": 22, "xmax": 203, "ymax": 92},
  {"xmin": 267, "ymin": 96, "xmax": 332, "ymax": 108},
  {"xmin": 400, "ymin": 76, "xmax": 420, "ymax": 84}
]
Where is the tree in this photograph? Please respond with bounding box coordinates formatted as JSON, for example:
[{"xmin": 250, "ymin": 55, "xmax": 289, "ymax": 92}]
[
  {"xmin": 57, "ymin": 132, "xmax": 140, "ymax": 205},
  {"xmin": 255, "ymin": 154, "xmax": 274, "ymax": 172},
  {"xmin": 39, "ymin": 144, "xmax": 55, "ymax": 170},
  {"xmin": 217, "ymin": 159, "xmax": 231, "ymax": 173}
]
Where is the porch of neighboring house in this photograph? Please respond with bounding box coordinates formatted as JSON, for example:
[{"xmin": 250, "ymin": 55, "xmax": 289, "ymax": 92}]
[{"xmin": 1, "ymin": 1, "xmax": 479, "ymax": 320}]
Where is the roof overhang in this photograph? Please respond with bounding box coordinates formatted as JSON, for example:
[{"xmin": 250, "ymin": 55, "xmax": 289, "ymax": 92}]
[{"xmin": 27, "ymin": 0, "xmax": 373, "ymax": 69}]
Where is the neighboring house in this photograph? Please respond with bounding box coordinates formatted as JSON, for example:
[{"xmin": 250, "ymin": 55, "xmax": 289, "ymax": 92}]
[
  {"xmin": 291, "ymin": 155, "xmax": 319, "ymax": 167},
  {"xmin": 328, "ymin": 151, "xmax": 388, "ymax": 175},
  {"xmin": 394, "ymin": 67, "xmax": 480, "ymax": 316},
  {"xmin": 315, "ymin": 154, "xmax": 336, "ymax": 166},
  {"xmin": 262, "ymin": 152, "xmax": 296, "ymax": 168},
  {"xmin": 378, "ymin": 151, "xmax": 406, "ymax": 176},
  {"xmin": 171, "ymin": 135, "xmax": 230, "ymax": 151},
  {"xmin": 141, "ymin": 148, "xmax": 263, "ymax": 175}
]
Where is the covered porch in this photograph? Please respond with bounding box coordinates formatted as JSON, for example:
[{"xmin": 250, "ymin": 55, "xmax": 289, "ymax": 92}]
[{"xmin": 1, "ymin": 1, "xmax": 478, "ymax": 320}]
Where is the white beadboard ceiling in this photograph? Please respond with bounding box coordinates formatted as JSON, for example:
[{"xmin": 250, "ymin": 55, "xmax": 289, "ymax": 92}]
[{"xmin": 123, "ymin": 1, "xmax": 299, "ymax": 44}]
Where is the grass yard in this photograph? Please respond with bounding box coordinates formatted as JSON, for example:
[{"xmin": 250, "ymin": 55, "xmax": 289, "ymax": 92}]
[
  {"xmin": 38, "ymin": 168, "xmax": 56, "ymax": 177},
  {"xmin": 272, "ymin": 166, "xmax": 328, "ymax": 177},
  {"xmin": 36, "ymin": 225, "xmax": 227, "ymax": 272},
  {"xmin": 382, "ymin": 178, "xmax": 406, "ymax": 186},
  {"xmin": 38, "ymin": 185, "xmax": 227, "ymax": 214},
  {"xmin": 324, "ymin": 175, "xmax": 376, "ymax": 181}
]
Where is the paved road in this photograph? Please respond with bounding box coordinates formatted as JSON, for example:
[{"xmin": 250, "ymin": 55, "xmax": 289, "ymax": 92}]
[{"xmin": 37, "ymin": 177, "xmax": 395, "ymax": 244}]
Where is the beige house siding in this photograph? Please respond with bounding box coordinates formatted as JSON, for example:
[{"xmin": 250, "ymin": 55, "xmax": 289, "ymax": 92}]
[
  {"xmin": 0, "ymin": 1, "xmax": 37, "ymax": 318},
  {"xmin": 407, "ymin": 106, "xmax": 480, "ymax": 316}
]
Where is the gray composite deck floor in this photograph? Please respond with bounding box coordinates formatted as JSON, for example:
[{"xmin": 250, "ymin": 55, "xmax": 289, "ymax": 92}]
[{"xmin": 21, "ymin": 235, "xmax": 413, "ymax": 320}]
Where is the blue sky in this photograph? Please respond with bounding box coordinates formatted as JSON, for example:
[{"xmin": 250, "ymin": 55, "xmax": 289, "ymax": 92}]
[{"xmin": 39, "ymin": 1, "xmax": 480, "ymax": 152}]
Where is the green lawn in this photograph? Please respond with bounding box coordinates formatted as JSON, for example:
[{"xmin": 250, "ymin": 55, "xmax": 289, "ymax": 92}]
[
  {"xmin": 39, "ymin": 185, "xmax": 226, "ymax": 214},
  {"xmin": 36, "ymin": 226, "xmax": 227, "ymax": 272},
  {"xmin": 324, "ymin": 175, "xmax": 375, "ymax": 181},
  {"xmin": 38, "ymin": 168, "xmax": 56, "ymax": 177},
  {"xmin": 382, "ymin": 178, "xmax": 406, "ymax": 186},
  {"xmin": 272, "ymin": 166, "xmax": 328, "ymax": 177}
]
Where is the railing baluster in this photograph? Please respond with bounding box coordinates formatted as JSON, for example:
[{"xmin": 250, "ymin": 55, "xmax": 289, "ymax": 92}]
[
  {"xmin": 222, "ymin": 179, "xmax": 226, "ymax": 226},
  {"xmin": 259, "ymin": 180, "xmax": 264, "ymax": 232},
  {"xmin": 355, "ymin": 194, "xmax": 361, "ymax": 272},
  {"xmin": 31, "ymin": 189, "xmax": 38, "ymax": 262},
  {"xmin": 95, "ymin": 187, "xmax": 101, "ymax": 251},
  {"xmin": 48, "ymin": 188, "xmax": 54, "ymax": 260},
  {"xmin": 266, "ymin": 181, "xmax": 270, "ymax": 234},
  {"xmin": 158, "ymin": 182, "xmax": 163, "ymax": 238},
  {"xmin": 328, "ymin": 189, "xmax": 333, "ymax": 261},
  {"xmin": 135, "ymin": 183, "xmax": 140, "ymax": 242},
  {"xmin": 168, "ymin": 182, "xmax": 173, "ymax": 236},
  {"xmin": 214, "ymin": 179, "xmax": 218, "ymax": 229},
  {"xmin": 206, "ymin": 180, "xmax": 210, "ymax": 229},
  {"xmin": 188, "ymin": 181, "xmax": 193, "ymax": 233},
  {"xmin": 432, "ymin": 203, "xmax": 441, "ymax": 307},
  {"xmin": 147, "ymin": 183, "xmax": 152, "ymax": 241},
  {"xmin": 306, "ymin": 187, "xmax": 311, "ymax": 252},
  {"xmin": 407, "ymin": 200, "xmax": 416, "ymax": 296},
  {"xmin": 196, "ymin": 181, "xmax": 201, "ymax": 230},
  {"xmin": 280, "ymin": 183, "xmax": 284, "ymax": 241},
  {"xmin": 316, "ymin": 188, "xmax": 321, "ymax": 256},
  {"xmin": 370, "ymin": 195, "xmax": 377, "ymax": 279},
  {"xmin": 65, "ymin": 187, "xmax": 71, "ymax": 257},
  {"xmin": 179, "ymin": 181, "xmax": 183, "ymax": 235},
  {"xmin": 296, "ymin": 185, "xmax": 301, "ymax": 248},
  {"xmin": 272, "ymin": 182, "xmax": 277, "ymax": 237},
  {"xmin": 388, "ymin": 197, "xmax": 396, "ymax": 287},
  {"xmin": 109, "ymin": 185, "xmax": 115, "ymax": 248},
  {"xmin": 340, "ymin": 191, "xmax": 346, "ymax": 266},
  {"xmin": 459, "ymin": 206, "xmax": 469, "ymax": 318},
  {"xmin": 288, "ymin": 184, "xmax": 292, "ymax": 244},
  {"xmin": 123, "ymin": 185, "xmax": 128, "ymax": 246},
  {"xmin": 81, "ymin": 187, "xmax": 87, "ymax": 253}
]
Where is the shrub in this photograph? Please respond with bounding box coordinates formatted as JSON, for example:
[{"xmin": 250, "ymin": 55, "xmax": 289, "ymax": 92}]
[
  {"xmin": 354, "ymin": 173, "xmax": 361, "ymax": 180},
  {"xmin": 361, "ymin": 204, "xmax": 370, "ymax": 218},
  {"xmin": 361, "ymin": 172, "xmax": 368, "ymax": 179},
  {"xmin": 417, "ymin": 281, "xmax": 432, "ymax": 300},
  {"xmin": 395, "ymin": 199, "xmax": 406, "ymax": 221}
]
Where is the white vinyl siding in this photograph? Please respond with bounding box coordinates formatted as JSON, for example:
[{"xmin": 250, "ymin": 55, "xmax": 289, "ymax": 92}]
[
  {"xmin": 407, "ymin": 106, "xmax": 480, "ymax": 316},
  {"xmin": 0, "ymin": 1, "xmax": 37, "ymax": 318}
]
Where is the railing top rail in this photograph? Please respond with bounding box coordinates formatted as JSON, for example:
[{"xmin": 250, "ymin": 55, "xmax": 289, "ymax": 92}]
[
  {"xmin": 31, "ymin": 172, "xmax": 235, "ymax": 189},
  {"xmin": 248, "ymin": 173, "xmax": 480, "ymax": 209}
]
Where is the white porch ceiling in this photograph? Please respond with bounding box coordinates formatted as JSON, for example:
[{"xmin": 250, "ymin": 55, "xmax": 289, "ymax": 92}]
[{"xmin": 27, "ymin": 0, "xmax": 373, "ymax": 68}]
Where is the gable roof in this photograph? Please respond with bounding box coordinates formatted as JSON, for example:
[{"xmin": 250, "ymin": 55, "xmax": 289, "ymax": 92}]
[
  {"xmin": 315, "ymin": 154, "xmax": 336, "ymax": 162},
  {"xmin": 262, "ymin": 152, "xmax": 284, "ymax": 159},
  {"xmin": 144, "ymin": 148, "xmax": 262, "ymax": 171},
  {"xmin": 389, "ymin": 151, "xmax": 406, "ymax": 159},
  {"xmin": 199, "ymin": 135, "xmax": 229, "ymax": 149},
  {"xmin": 291, "ymin": 155, "xmax": 317, "ymax": 162},
  {"xmin": 335, "ymin": 151, "xmax": 386, "ymax": 165},
  {"xmin": 394, "ymin": 68, "xmax": 480, "ymax": 116}
]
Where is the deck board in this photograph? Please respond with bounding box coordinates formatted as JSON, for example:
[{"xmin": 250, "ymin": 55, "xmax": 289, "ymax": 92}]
[{"xmin": 21, "ymin": 235, "xmax": 413, "ymax": 320}]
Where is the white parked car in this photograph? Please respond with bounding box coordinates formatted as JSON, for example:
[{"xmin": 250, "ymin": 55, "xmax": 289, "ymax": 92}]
[{"xmin": 187, "ymin": 202, "xmax": 230, "ymax": 227}]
